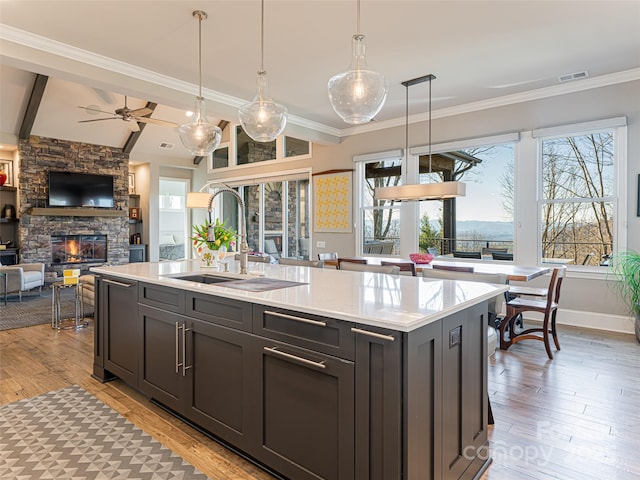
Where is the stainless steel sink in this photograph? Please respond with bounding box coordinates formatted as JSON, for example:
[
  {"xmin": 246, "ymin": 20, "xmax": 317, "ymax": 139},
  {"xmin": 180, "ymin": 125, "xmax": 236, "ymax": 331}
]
[
  {"xmin": 170, "ymin": 274, "xmax": 235, "ymax": 284},
  {"xmin": 168, "ymin": 274, "xmax": 307, "ymax": 292}
]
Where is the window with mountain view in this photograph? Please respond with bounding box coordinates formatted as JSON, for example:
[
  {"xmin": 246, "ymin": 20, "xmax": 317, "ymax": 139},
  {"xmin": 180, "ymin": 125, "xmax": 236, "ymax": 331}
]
[
  {"xmin": 539, "ymin": 130, "xmax": 615, "ymax": 267},
  {"xmin": 419, "ymin": 143, "xmax": 515, "ymax": 256}
]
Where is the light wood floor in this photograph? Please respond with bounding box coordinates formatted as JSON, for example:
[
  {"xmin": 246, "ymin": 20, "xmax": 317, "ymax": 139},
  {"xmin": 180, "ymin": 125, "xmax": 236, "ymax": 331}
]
[{"xmin": 1, "ymin": 320, "xmax": 638, "ymax": 479}]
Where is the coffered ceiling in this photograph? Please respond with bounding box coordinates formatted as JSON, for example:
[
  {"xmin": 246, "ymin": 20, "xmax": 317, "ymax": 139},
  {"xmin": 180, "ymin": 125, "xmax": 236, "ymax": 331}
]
[{"xmin": 1, "ymin": 1, "xmax": 639, "ymax": 162}]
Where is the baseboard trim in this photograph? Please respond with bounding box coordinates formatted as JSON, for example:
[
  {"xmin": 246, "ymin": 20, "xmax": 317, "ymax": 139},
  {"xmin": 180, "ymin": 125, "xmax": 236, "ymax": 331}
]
[{"xmin": 521, "ymin": 308, "xmax": 634, "ymax": 335}]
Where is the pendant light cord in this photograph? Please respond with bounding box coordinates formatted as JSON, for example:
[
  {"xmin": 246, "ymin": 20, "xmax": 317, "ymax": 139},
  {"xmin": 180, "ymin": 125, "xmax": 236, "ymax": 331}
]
[
  {"xmin": 405, "ymin": 84, "xmax": 409, "ymax": 165},
  {"xmin": 260, "ymin": 0, "xmax": 265, "ymax": 73},
  {"xmin": 356, "ymin": 0, "xmax": 361, "ymax": 34},
  {"xmin": 428, "ymin": 76, "xmax": 432, "ymax": 174},
  {"xmin": 197, "ymin": 12, "xmax": 203, "ymax": 98}
]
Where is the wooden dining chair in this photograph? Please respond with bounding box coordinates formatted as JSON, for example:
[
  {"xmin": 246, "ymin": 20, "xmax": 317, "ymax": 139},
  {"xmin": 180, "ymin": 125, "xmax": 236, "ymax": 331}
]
[
  {"xmin": 337, "ymin": 257, "xmax": 368, "ymax": 269},
  {"xmin": 381, "ymin": 260, "xmax": 416, "ymax": 276},
  {"xmin": 422, "ymin": 269, "xmax": 507, "ymax": 325},
  {"xmin": 338, "ymin": 262, "xmax": 400, "ymax": 275},
  {"xmin": 491, "ymin": 251, "xmax": 514, "ymax": 261},
  {"xmin": 279, "ymin": 258, "xmax": 324, "ymax": 268},
  {"xmin": 432, "ymin": 264, "xmax": 475, "ymax": 273},
  {"xmin": 453, "ymin": 251, "xmax": 482, "ymax": 259},
  {"xmin": 499, "ymin": 266, "xmax": 566, "ymax": 359}
]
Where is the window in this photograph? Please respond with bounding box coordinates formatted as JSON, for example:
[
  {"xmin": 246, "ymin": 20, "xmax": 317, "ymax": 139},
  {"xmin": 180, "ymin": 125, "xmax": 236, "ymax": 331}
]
[
  {"xmin": 158, "ymin": 178, "xmax": 189, "ymax": 261},
  {"xmin": 211, "ymin": 143, "xmax": 229, "ymax": 170},
  {"xmin": 357, "ymin": 153, "xmax": 403, "ymax": 256},
  {"xmin": 355, "ymin": 135, "xmax": 518, "ymax": 258},
  {"xmin": 209, "ymin": 125, "xmax": 311, "ymax": 172},
  {"xmin": 418, "ymin": 143, "xmax": 515, "ymax": 256},
  {"xmin": 213, "ymin": 173, "xmax": 311, "ymax": 259},
  {"xmin": 537, "ymin": 122, "xmax": 623, "ymax": 267},
  {"xmin": 235, "ymin": 125, "xmax": 277, "ymax": 165}
]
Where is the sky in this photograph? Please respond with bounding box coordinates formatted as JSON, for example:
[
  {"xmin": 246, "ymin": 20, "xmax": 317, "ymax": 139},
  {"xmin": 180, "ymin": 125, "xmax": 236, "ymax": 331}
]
[{"xmin": 420, "ymin": 143, "xmax": 514, "ymax": 224}]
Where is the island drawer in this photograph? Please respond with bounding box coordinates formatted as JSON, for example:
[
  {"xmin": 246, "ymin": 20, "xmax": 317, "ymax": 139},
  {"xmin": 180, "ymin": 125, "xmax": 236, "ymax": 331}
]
[
  {"xmin": 187, "ymin": 293, "xmax": 253, "ymax": 332},
  {"xmin": 253, "ymin": 305, "xmax": 355, "ymax": 360},
  {"xmin": 139, "ymin": 282, "xmax": 186, "ymax": 314}
]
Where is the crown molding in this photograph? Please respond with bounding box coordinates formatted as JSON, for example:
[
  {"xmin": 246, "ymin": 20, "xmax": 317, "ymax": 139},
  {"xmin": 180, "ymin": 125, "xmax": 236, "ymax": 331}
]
[
  {"xmin": 2, "ymin": 24, "xmax": 638, "ymax": 142},
  {"xmin": 342, "ymin": 68, "xmax": 640, "ymax": 137},
  {"xmin": 0, "ymin": 24, "xmax": 341, "ymax": 140}
]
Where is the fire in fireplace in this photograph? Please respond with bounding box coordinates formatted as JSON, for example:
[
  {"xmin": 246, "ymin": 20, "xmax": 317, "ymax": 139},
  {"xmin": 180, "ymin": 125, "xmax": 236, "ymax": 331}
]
[{"xmin": 51, "ymin": 235, "xmax": 107, "ymax": 264}]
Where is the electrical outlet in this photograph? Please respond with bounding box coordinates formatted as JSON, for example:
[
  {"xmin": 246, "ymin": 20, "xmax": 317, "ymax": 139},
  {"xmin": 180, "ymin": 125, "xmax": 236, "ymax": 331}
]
[{"xmin": 317, "ymin": 241, "xmax": 326, "ymax": 248}]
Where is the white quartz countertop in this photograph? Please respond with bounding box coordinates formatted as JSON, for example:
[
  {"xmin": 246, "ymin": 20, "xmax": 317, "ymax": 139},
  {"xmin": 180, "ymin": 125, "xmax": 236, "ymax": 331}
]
[{"xmin": 91, "ymin": 259, "xmax": 509, "ymax": 332}]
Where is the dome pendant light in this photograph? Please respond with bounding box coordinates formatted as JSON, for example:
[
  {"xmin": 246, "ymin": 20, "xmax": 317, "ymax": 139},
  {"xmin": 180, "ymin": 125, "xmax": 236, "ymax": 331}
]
[
  {"xmin": 375, "ymin": 75, "xmax": 466, "ymax": 201},
  {"xmin": 328, "ymin": 0, "xmax": 388, "ymax": 125},
  {"xmin": 239, "ymin": 0, "xmax": 288, "ymax": 143},
  {"xmin": 178, "ymin": 10, "xmax": 221, "ymax": 156}
]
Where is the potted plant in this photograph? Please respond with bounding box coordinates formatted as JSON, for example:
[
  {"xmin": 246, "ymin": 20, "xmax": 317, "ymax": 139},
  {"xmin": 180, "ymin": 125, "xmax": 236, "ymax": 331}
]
[
  {"xmin": 609, "ymin": 250, "xmax": 640, "ymax": 343},
  {"xmin": 191, "ymin": 218, "xmax": 237, "ymax": 267}
]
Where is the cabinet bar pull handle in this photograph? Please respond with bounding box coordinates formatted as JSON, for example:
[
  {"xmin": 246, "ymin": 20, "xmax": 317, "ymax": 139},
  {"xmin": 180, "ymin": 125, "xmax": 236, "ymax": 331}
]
[
  {"xmin": 104, "ymin": 279, "xmax": 134, "ymax": 288},
  {"xmin": 351, "ymin": 327, "xmax": 395, "ymax": 342},
  {"xmin": 263, "ymin": 346, "xmax": 326, "ymax": 369},
  {"xmin": 264, "ymin": 310, "xmax": 327, "ymax": 327},
  {"xmin": 182, "ymin": 326, "xmax": 192, "ymax": 376},
  {"xmin": 175, "ymin": 322, "xmax": 181, "ymax": 373}
]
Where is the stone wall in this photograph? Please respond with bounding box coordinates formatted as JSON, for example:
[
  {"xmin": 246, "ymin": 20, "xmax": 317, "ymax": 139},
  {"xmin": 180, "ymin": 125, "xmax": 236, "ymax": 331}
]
[{"xmin": 18, "ymin": 136, "xmax": 130, "ymax": 277}]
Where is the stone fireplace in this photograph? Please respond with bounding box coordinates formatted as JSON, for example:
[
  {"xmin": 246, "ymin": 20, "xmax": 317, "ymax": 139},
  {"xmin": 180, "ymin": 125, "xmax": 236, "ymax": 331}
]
[
  {"xmin": 17, "ymin": 136, "xmax": 130, "ymax": 278},
  {"xmin": 51, "ymin": 234, "xmax": 107, "ymax": 265}
]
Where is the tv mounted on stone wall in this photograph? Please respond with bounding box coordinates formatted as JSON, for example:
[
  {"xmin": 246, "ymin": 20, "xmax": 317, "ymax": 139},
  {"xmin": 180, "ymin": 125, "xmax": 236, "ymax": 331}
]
[{"xmin": 48, "ymin": 171, "xmax": 115, "ymax": 208}]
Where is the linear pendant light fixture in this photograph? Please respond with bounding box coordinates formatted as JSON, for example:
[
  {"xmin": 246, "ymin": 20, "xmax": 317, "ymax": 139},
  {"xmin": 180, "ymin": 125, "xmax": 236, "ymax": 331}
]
[
  {"xmin": 375, "ymin": 74, "xmax": 466, "ymax": 201},
  {"xmin": 239, "ymin": 0, "xmax": 288, "ymax": 142},
  {"xmin": 178, "ymin": 10, "xmax": 222, "ymax": 156},
  {"xmin": 328, "ymin": 0, "xmax": 388, "ymax": 124}
]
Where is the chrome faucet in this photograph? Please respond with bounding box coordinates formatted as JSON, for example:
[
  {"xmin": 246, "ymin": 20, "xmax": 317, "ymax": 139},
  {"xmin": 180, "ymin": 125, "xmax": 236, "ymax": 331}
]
[{"xmin": 206, "ymin": 186, "xmax": 250, "ymax": 275}]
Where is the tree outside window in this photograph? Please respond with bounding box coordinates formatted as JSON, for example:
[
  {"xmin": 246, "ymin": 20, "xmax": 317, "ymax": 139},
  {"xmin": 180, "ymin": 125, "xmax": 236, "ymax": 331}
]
[{"xmin": 540, "ymin": 131, "xmax": 615, "ymax": 266}]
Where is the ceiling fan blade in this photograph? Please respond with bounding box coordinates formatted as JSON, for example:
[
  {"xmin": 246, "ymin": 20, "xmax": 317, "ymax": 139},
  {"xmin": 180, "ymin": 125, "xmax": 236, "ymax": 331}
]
[
  {"xmin": 78, "ymin": 106, "xmax": 116, "ymax": 116},
  {"xmin": 78, "ymin": 117, "xmax": 121, "ymax": 123},
  {"xmin": 124, "ymin": 120, "xmax": 141, "ymax": 132},
  {"xmin": 129, "ymin": 107, "xmax": 153, "ymax": 117},
  {"xmin": 135, "ymin": 116, "xmax": 178, "ymax": 127}
]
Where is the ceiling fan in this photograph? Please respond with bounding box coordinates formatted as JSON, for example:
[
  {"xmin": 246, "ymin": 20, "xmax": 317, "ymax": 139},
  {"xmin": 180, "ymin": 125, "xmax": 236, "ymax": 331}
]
[{"xmin": 78, "ymin": 96, "xmax": 177, "ymax": 132}]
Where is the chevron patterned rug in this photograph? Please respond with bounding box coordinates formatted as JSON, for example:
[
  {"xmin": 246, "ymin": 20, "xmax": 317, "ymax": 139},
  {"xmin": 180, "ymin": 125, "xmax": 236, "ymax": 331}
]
[{"xmin": 0, "ymin": 385, "xmax": 208, "ymax": 479}]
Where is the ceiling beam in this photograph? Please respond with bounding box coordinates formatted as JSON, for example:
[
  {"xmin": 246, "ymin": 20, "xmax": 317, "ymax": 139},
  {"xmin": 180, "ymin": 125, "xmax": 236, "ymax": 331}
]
[
  {"xmin": 193, "ymin": 120, "xmax": 230, "ymax": 165},
  {"xmin": 19, "ymin": 74, "xmax": 48, "ymax": 140},
  {"xmin": 123, "ymin": 102, "xmax": 157, "ymax": 154}
]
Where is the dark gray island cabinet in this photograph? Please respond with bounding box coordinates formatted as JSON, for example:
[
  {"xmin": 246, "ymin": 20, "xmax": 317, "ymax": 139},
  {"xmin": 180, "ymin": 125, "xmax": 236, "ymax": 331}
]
[{"xmin": 93, "ymin": 275, "xmax": 491, "ymax": 480}]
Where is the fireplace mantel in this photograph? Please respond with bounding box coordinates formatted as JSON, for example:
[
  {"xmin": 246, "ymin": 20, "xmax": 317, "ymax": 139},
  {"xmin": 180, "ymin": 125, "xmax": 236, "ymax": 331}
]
[{"xmin": 29, "ymin": 208, "xmax": 127, "ymax": 217}]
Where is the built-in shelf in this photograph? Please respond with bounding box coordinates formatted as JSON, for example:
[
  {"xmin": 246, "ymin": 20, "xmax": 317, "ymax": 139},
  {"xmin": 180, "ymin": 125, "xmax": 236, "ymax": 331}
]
[{"xmin": 29, "ymin": 208, "xmax": 127, "ymax": 217}]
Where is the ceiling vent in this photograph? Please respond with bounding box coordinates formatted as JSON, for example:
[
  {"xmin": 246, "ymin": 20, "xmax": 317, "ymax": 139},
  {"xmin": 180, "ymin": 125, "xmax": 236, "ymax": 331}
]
[
  {"xmin": 159, "ymin": 142, "xmax": 175, "ymax": 150},
  {"xmin": 558, "ymin": 71, "xmax": 589, "ymax": 83}
]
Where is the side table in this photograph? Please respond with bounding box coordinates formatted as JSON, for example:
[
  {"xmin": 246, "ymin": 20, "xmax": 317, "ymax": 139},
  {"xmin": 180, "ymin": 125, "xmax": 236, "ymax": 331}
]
[{"xmin": 51, "ymin": 281, "xmax": 88, "ymax": 330}]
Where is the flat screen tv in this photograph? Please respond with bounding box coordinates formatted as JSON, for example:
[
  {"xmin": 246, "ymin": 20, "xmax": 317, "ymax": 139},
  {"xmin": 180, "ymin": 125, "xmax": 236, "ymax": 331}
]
[{"xmin": 48, "ymin": 171, "xmax": 115, "ymax": 208}]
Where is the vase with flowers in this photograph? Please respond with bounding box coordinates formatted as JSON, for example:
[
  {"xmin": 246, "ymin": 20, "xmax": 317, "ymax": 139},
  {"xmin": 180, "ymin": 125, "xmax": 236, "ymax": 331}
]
[{"xmin": 191, "ymin": 218, "xmax": 237, "ymax": 267}]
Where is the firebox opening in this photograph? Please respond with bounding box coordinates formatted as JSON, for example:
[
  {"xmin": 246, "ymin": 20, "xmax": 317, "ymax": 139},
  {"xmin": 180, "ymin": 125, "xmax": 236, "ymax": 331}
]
[{"xmin": 51, "ymin": 234, "xmax": 107, "ymax": 264}]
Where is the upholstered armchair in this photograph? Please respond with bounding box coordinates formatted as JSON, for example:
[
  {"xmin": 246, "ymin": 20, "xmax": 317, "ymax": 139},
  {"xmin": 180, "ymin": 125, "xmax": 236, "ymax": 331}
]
[{"xmin": 0, "ymin": 263, "xmax": 45, "ymax": 301}]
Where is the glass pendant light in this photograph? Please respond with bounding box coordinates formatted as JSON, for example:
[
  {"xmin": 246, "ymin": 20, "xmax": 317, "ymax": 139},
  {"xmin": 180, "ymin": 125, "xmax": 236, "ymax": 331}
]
[
  {"xmin": 239, "ymin": 0, "xmax": 288, "ymax": 143},
  {"xmin": 375, "ymin": 75, "xmax": 466, "ymax": 201},
  {"xmin": 178, "ymin": 10, "xmax": 221, "ymax": 156},
  {"xmin": 328, "ymin": 0, "xmax": 388, "ymax": 125}
]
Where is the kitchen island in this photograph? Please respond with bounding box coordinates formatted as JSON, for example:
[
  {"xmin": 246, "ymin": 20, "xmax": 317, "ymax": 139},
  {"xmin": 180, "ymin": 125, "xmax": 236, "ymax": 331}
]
[{"xmin": 91, "ymin": 259, "xmax": 508, "ymax": 480}]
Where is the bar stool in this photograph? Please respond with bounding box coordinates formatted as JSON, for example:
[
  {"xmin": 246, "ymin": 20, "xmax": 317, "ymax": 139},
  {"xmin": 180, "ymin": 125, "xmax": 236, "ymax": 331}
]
[{"xmin": 51, "ymin": 280, "xmax": 88, "ymax": 330}]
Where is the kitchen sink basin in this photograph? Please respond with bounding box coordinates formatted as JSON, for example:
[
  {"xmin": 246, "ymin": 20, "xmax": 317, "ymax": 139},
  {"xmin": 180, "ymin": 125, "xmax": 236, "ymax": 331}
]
[
  {"xmin": 170, "ymin": 274, "xmax": 235, "ymax": 284},
  {"xmin": 168, "ymin": 274, "xmax": 308, "ymax": 292}
]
